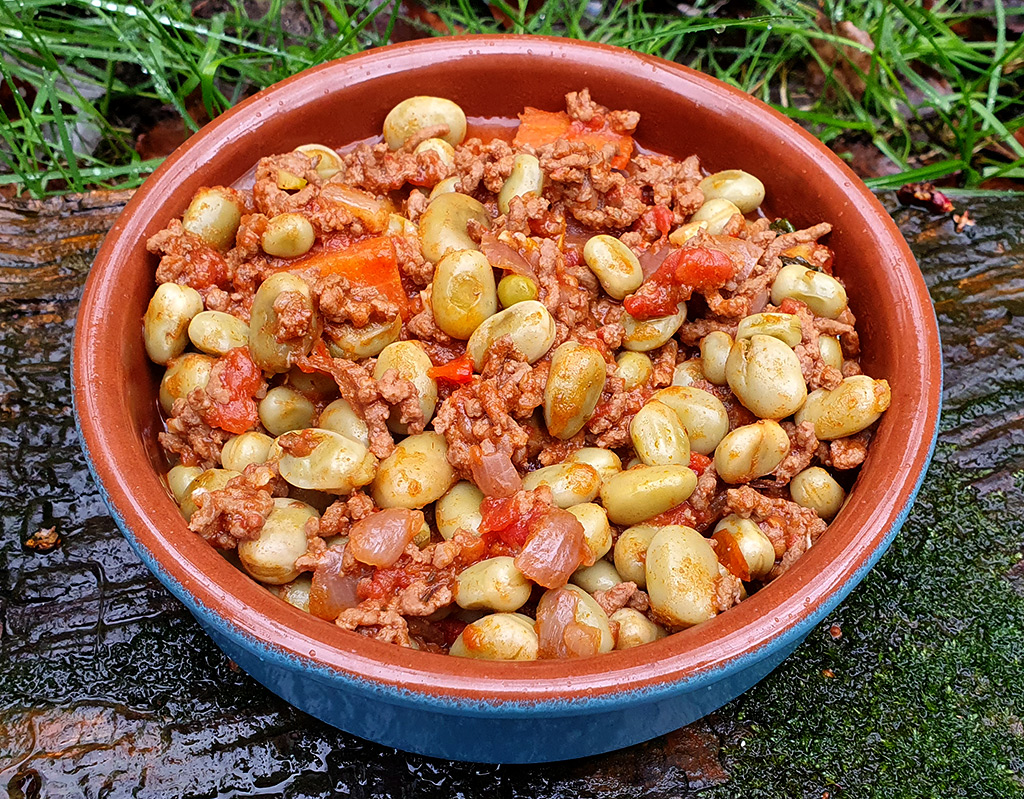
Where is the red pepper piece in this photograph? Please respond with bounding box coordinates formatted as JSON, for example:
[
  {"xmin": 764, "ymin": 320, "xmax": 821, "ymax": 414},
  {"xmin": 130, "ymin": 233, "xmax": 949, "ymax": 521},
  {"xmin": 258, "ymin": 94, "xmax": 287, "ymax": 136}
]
[{"xmin": 427, "ymin": 354, "xmax": 475, "ymax": 384}]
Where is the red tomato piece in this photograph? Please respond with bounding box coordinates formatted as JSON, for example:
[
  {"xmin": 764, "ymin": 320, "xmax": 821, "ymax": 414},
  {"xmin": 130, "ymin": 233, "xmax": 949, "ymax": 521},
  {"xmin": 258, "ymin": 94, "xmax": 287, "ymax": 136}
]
[
  {"xmin": 689, "ymin": 452, "xmax": 712, "ymax": 475},
  {"xmin": 203, "ymin": 347, "xmax": 263, "ymax": 434},
  {"xmin": 624, "ymin": 247, "xmax": 737, "ymax": 319}
]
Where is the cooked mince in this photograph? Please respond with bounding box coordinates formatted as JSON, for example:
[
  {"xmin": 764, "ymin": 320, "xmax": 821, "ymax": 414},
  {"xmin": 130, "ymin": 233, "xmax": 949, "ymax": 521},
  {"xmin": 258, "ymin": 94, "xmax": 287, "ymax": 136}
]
[{"xmin": 145, "ymin": 89, "xmax": 891, "ymax": 659}]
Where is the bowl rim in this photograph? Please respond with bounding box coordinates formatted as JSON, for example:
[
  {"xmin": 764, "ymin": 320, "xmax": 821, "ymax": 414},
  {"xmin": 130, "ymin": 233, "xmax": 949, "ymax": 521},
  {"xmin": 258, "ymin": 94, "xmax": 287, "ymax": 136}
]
[{"xmin": 73, "ymin": 33, "xmax": 942, "ymax": 711}]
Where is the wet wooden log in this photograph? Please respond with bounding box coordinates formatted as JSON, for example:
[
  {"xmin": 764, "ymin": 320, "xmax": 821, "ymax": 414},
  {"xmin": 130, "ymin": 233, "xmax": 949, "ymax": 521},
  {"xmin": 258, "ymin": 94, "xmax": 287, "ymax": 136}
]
[{"xmin": 0, "ymin": 192, "xmax": 1020, "ymax": 798}]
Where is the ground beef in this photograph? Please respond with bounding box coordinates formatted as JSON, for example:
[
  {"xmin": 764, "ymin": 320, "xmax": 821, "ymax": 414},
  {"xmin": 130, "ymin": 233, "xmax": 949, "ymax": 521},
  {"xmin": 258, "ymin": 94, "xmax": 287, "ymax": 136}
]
[
  {"xmin": 503, "ymin": 194, "xmax": 558, "ymax": 237},
  {"xmin": 761, "ymin": 223, "xmax": 833, "ymax": 270},
  {"xmin": 714, "ymin": 569, "xmax": 744, "ymax": 612},
  {"xmin": 630, "ymin": 153, "xmax": 703, "ymax": 217},
  {"xmin": 738, "ymin": 216, "xmax": 777, "ymax": 250},
  {"xmin": 393, "ymin": 233, "xmax": 432, "ymax": 286},
  {"xmin": 536, "ymin": 433, "xmax": 586, "ymax": 467},
  {"xmin": 337, "ymin": 531, "xmax": 488, "ymax": 644},
  {"xmin": 147, "ymin": 219, "xmax": 231, "ymax": 290},
  {"xmin": 592, "ymin": 581, "xmax": 649, "ymax": 617},
  {"xmin": 567, "ymin": 88, "xmax": 638, "ymax": 135},
  {"xmin": 820, "ymin": 433, "xmax": 870, "ymax": 470},
  {"xmin": 336, "ymin": 601, "xmax": 411, "ymax": 647},
  {"xmin": 312, "ymin": 355, "xmax": 394, "ymax": 459},
  {"xmin": 406, "ymin": 286, "xmax": 457, "ymax": 349},
  {"xmin": 315, "ymin": 273, "xmax": 401, "ymax": 328},
  {"xmin": 676, "ymin": 318, "xmax": 739, "ymax": 347},
  {"xmin": 452, "ymin": 137, "xmax": 515, "ymax": 195},
  {"xmin": 433, "ymin": 340, "xmax": 546, "ymax": 477},
  {"xmin": 253, "ymin": 152, "xmax": 321, "ymax": 216},
  {"xmin": 650, "ymin": 341, "xmax": 678, "ymax": 387},
  {"xmin": 404, "ymin": 189, "xmax": 430, "ymax": 223},
  {"xmin": 159, "ymin": 392, "xmax": 233, "ymax": 469},
  {"xmin": 533, "ymin": 236, "xmax": 596, "ymax": 340},
  {"xmin": 338, "ymin": 142, "xmax": 450, "ymax": 196},
  {"xmin": 538, "ymin": 138, "xmax": 647, "ymax": 229},
  {"xmin": 781, "ymin": 298, "xmax": 855, "ymax": 390},
  {"xmin": 586, "ymin": 375, "xmax": 650, "ymax": 449},
  {"xmin": 725, "ymin": 485, "xmax": 827, "ymax": 580},
  {"xmin": 319, "ymin": 491, "xmax": 375, "ymax": 537},
  {"xmin": 773, "ymin": 421, "xmax": 820, "ymax": 483},
  {"xmin": 187, "ymin": 471, "xmax": 276, "ymax": 550},
  {"xmin": 277, "ymin": 428, "xmax": 321, "ymax": 457},
  {"xmin": 689, "ymin": 463, "xmax": 721, "ymax": 516},
  {"xmin": 271, "ymin": 290, "xmax": 315, "ymax": 343},
  {"xmin": 377, "ymin": 368, "xmax": 426, "ymax": 434},
  {"xmin": 479, "ymin": 338, "xmax": 549, "ymax": 419}
]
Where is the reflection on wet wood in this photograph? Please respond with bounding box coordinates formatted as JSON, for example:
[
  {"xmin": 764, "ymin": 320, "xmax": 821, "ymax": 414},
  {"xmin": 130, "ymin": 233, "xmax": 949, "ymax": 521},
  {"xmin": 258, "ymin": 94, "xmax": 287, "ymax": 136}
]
[{"xmin": 0, "ymin": 192, "xmax": 1020, "ymax": 797}]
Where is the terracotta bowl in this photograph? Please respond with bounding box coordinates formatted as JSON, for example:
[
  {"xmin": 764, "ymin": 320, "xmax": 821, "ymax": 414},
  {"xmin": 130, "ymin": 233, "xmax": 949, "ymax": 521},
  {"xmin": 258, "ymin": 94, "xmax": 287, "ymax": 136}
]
[{"xmin": 73, "ymin": 35, "xmax": 941, "ymax": 763}]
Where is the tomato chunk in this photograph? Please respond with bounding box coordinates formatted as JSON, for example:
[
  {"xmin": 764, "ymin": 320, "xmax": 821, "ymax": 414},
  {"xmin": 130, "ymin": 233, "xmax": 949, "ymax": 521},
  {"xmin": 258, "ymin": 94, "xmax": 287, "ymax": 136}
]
[
  {"xmin": 624, "ymin": 247, "xmax": 737, "ymax": 319},
  {"xmin": 202, "ymin": 347, "xmax": 263, "ymax": 434},
  {"xmin": 689, "ymin": 452, "xmax": 712, "ymax": 475}
]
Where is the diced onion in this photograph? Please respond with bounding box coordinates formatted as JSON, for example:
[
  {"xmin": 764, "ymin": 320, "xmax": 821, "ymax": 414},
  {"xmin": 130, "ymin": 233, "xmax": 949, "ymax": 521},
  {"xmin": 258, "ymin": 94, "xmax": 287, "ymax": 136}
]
[{"xmin": 347, "ymin": 508, "xmax": 423, "ymax": 567}]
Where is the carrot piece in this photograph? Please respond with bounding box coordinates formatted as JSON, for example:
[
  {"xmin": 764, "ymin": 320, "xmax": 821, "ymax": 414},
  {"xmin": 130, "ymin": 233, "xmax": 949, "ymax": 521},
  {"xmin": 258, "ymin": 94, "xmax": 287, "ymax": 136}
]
[
  {"xmin": 286, "ymin": 235, "xmax": 409, "ymax": 318},
  {"xmin": 513, "ymin": 107, "xmax": 573, "ymax": 149},
  {"xmin": 513, "ymin": 107, "xmax": 634, "ymax": 170}
]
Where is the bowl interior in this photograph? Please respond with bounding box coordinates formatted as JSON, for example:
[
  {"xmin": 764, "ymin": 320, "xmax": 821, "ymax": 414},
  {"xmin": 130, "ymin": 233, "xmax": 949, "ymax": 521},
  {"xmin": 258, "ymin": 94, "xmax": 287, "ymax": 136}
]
[{"xmin": 75, "ymin": 35, "xmax": 940, "ymax": 702}]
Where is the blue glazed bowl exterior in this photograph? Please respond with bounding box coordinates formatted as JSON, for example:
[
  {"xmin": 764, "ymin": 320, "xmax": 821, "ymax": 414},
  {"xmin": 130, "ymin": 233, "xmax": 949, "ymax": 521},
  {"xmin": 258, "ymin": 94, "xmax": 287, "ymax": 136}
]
[{"xmin": 73, "ymin": 35, "xmax": 943, "ymax": 763}]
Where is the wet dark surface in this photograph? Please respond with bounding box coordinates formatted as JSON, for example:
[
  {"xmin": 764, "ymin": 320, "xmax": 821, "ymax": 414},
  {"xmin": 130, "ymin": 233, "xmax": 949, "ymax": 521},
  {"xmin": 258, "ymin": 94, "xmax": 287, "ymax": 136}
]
[{"xmin": 0, "ymin": 193, "xmax": 1021, "ymax": 797}]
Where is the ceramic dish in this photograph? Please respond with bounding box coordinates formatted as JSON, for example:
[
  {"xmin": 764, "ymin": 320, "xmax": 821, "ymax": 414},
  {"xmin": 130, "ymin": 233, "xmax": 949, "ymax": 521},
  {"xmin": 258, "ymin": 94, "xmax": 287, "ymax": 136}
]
[{"xmin": 73, "ymin": 35, "xmax": 941, "ymax": 763}]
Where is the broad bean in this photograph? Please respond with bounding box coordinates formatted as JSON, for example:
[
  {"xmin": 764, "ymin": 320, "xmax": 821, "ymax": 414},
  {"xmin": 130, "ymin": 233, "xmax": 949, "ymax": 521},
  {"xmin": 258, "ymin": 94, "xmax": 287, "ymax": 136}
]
[
  {"xmin": 466, "ymin": 299, "xmax": 555, "ymax": 369},
  {"xmin": 498, "ymin": 153, "xmax": 544, "ymax": 215},
  {"xmin": 419, "ymin": 192, "xmax": 490, "ymax": 263},
  {"xmin": 143, "ymin": 283, "xmax": 203, "ymax": 365},
  {"xmin": 450, "ymin": 613, "xmax": 539, "ymax": 661},
  {"xmin": 771, "ymin": 263, "xmax": 848, "ymax": 319},
  {"xmin": 583, "ymin": 234, "xmax": 644, "ymax": 300},
  {"xmin": 714, "ymin": 419, "xmax": 791, "ymax": 484},
  {"xmin": 372, "ymin": 341, "xmax": 438, "ymax": 433},
  {"xmin": 372, "ymin": 432, "xmax": 456, "ymax": 509},
  {"xmin": 622, "ymin": 302, "xmax": 687, "ymax": 352},
  {"xmin": 795, "ymin": 375, "xmax": 891, "ymax": 440},
  {"xmin": 259, "ymin": 386, "xmax": 317, "ymax": 436},
  {"xmin": 522, "ymin": 462, "xmax": 601, "ymax": 508},
  {"xmin": 384, "ymin": 96, "xmax": 467, "ymax": 150},
  {"xmin": 653, "ymin": 386, "xmax": 729, "ymax": 455},
  {"xmin": 187, "ymin": 310, "xmax": 249, "ymax": 356},
  {"xmin": 271, "ymin": 429, "xmax": 376, "ymax": 494},
  {"xmin": 238, "ymin": 499, "xmax": 318, "ymax": 585},
  {"xmin": 630, "ymin": 400, "xmax": 691, "ymax": 466},
  {"xmin": 790, "ymin": 466, "xmax": 846, "ymax": 519},
  {"xmin": 600, "ymin": 465, "xmax": 697, "ymax": 526},
  {"xmin": 455, "ymin": 557, "xmax": 532, "ymax": 612},
  {"xmin": 544, "ymin": 342, "xmax": 607, "ymax": 439},
  {"xmin": 431, "ymin": 250, "xmax": 498, "ymax": 339},
  {"xmin": 645, "ymin": 524, "xmax": 719, "ymax": 627},
  {"xmin": 249, "ymin": 272, "xmax": 319, "ymax": 373},
  {"xmin": 698, "ymin": 169, "xmax": 765, "ymax": 213},
  {"xmin": 726, "ymin": 334, "xmax": 807, "ymax": 419}
]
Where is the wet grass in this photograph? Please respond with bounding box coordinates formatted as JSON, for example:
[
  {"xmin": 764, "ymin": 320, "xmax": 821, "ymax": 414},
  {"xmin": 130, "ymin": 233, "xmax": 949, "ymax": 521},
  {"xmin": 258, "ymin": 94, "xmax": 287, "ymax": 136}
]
[{"xmin": 1, "ymin": 0, "xmax": 1022, "ymax": 196}]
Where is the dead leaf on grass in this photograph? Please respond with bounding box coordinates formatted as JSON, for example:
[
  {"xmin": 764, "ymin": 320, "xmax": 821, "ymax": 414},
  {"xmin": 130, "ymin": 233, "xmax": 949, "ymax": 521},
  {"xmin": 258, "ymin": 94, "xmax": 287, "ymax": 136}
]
[{"xmin": 809, "ymin": 14, "xmax": 875, "ymax": 101}]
